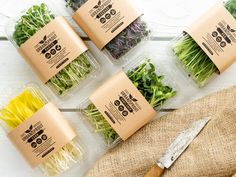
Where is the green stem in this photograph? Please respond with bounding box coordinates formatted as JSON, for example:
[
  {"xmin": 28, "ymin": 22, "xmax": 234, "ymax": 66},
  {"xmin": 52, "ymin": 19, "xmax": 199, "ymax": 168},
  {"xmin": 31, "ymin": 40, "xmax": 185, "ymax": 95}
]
[
  {"xmin": 13, "ymin": 3, "xmax": 94, "ymax": 96},
  {"xmin": 81, "ymin": 59, "xmax": 176, "ymax": 146}
]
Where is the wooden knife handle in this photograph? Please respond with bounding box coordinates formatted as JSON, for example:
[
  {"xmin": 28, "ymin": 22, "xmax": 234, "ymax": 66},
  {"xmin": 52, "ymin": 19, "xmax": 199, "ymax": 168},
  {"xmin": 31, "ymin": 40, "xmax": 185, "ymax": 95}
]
[{"xmin": 144, "ymin": 164, "xmax": 165, "ymax": 177}]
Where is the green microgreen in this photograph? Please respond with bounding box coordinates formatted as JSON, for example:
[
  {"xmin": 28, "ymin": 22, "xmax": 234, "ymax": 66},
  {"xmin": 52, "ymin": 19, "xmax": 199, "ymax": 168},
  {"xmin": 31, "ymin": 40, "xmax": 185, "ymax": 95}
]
[
  {"xmin": 81, "ymin": 59, "xmax": 176, "ymax": 146},
  {"xmin": 172, "ymin": 0, "xmax": 236, "ymax": 87},
  {"xmin": 12, "ymin": 3, "xmax": 94, "ymax": 96}
]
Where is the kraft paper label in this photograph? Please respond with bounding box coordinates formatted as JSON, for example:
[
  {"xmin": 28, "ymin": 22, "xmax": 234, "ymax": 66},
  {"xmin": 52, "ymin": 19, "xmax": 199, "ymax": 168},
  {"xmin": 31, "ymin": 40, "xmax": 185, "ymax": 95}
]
[
  {"xmin": 7, "ymin": 102, "xmax": 76, "ymax": 168},
  {"xmin": 90, "ymin": 71, "xmax": 156, "ymax": 140},
  {"xmin": 19, "ymin": 16, "xmax": 88, "ymax": 83},
  {"xmin": 185, "ymin": 4, "xmax": 236, "ymax": 73},
  {"xmin": 73, "ymin": 0, "xmax": 141, "ymax": 49}
]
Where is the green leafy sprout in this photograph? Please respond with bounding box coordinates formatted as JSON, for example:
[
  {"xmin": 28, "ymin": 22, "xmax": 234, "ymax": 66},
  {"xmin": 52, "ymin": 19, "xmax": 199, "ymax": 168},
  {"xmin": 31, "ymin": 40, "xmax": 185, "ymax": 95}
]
[
  {"xmin": 12, "ymin": 3, "xmax": 95, "ymax": 96},
  {"xmin": 172, "ymin": 0, "xmax": 236, "ymax": 87},
  {"xmin": 81, "ymin": 59, "xmax": 176, "ymax": 146}
]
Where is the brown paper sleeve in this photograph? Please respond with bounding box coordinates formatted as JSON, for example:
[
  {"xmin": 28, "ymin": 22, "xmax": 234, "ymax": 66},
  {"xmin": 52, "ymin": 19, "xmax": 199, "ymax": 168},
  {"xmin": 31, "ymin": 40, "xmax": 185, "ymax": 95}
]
[
  {"xmin": 18, "ymin": 16, "xmax": 88, "ymax": 83},
  {"xmin": 90, "ymin": 71, "xmax": 156, "ymax": 140},
  {"xmin": 185, "ymin": 4, "xmax": 236, "ymax": 73},
  {"xmin": 73, "ymin": 0, "xmax": 142, "ymax": 49},
  {"xmin": 7, "ymin": 102, "xmax": 76, "ymax": 168}
]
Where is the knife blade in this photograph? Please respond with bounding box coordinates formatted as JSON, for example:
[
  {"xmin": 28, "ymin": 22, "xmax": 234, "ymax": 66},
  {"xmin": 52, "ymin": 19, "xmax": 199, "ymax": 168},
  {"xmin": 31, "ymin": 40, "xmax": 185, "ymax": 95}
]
[{"xmin": 144, "ymin": 118, "xmax": 210, "ymax": 177}]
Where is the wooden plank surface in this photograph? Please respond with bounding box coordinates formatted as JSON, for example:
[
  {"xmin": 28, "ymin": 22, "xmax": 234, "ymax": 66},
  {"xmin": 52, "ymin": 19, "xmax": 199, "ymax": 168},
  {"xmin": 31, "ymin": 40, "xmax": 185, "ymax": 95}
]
[{"xmin": 0, "ymin": 0, "xmax": 235, "ymax": 177}]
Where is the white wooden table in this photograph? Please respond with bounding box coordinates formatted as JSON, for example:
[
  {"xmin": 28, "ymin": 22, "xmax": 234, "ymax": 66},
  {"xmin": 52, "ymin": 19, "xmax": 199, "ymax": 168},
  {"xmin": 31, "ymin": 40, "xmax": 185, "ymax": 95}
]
[{"xmin": 0, "ymin": 0, "xmax": 235, "ymax": 177}]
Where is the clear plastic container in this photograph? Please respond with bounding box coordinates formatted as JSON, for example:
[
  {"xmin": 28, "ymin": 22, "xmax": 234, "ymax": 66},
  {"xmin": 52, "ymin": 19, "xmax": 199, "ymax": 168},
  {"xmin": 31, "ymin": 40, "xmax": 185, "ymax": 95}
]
[
  {"xmin": 65, "ymin": 0, "xmax": 151, "ymax": 64},
  {"xmin": 0, "ymin": 83, "xmax": 84, "ymax": 177},
  {"xmin": 77, "ymin": 56, "xmax": 177, "ymax": 148},
  {"xmin": 169, "ymin": 0, "xmax": 236, "ymax": 87},
  {"xmin": 5, "ymin": 1, "xmax": 100, "ymax": 98}
]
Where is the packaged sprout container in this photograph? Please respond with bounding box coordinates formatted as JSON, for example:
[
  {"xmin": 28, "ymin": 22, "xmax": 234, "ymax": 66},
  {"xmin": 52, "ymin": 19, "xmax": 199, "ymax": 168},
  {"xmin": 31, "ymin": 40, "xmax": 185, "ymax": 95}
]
[
  {"xmin": 0, "ymin": 84, "xmax": 83, "ymax": 177},
  {"xmin": 171, "ymin": 0, "xmax": 236, "ymax": 87},
  {"xmin": 78, "ymin": 58, "xmax": 177, "ymax": 148},
  {"xmin": 5, "ymin": 2, "xmax": 100, "ymax": 97},
  {"xmin": 65, "ymin": 0, "xmax": 151, "ymax": 63}
]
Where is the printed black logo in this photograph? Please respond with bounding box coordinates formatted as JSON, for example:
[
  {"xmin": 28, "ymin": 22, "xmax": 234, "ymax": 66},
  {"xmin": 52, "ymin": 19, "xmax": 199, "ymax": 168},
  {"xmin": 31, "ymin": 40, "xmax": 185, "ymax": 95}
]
[
  {"xmin": 90, "ymin": 0, "xmax": 117, "ymax": 24},
  {"xmin": 227, "ymin": 25, "xmax": 236, "ymax": 33},
  {"xmin": 129, "ymin": 94, "xmax": 138, "ymax": 102},
  {"xmin": 25, "ymin": 125, "xmax": 33, "ymax": 133},
  {"xmin": 21, "ymin": 122, "xmax": 48, "ymax": 149},
  {"xmin": 113, "ymin": 90, "xmax": 140, "ymax": 118},
  {"xmin": 39, "ymin": 35, "xmax": 47, "ymax": 44},
  {"xmin": 35, "ymin": 33, "xmax": 62, "ymax": 60},
  {"xmin": 93, "ymin": 0, "xmax": 101, "ymax": 9},
  {"xmin": 114, "ymin": 98, "xmax": 129, "ymax": 117},
  {"xmin": 209, "ymin": 21, "xmax": 236, "ymax": 51},
  {"xmin": 20, "ymin": 121, "xmax": 55, "ymax": 159}
]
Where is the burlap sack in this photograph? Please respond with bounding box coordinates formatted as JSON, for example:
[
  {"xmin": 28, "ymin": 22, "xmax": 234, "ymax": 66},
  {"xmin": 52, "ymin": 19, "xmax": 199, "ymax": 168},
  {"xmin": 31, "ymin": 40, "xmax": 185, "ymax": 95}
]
[{"xmin": 86, "ymin": 86, "xmax": 236, "ymax": 177}]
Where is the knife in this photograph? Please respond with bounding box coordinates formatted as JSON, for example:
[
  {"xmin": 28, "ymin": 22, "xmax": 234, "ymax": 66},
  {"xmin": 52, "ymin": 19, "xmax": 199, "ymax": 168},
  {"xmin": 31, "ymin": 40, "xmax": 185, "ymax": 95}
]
[{"xmin": 144, "ymin": 118, "xmax": 210, "ymax": 177}]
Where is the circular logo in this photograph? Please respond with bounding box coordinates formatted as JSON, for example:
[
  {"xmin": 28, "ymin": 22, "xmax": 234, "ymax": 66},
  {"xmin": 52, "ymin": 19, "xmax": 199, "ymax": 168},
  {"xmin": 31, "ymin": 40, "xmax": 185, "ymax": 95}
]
[
  {"xmin": 31, "ymin": 142, "xmax": 37, "ymax": 148},
  {"xmin": 220, "ymin": 41, "xmax": 226, "ymax": 47},
  {"xmin": 114, "ymin": 100, "xmax": 120, "ymax": 106},
  {"xmin": 105, "ymin": 13, "xmax": 111, "ymax": 19},
  {"xmin": 55, "ymin": 45, "xmax": 61, "ymax": 51},
  {"xmin": 100, "ymin": 17, "xmax": 106, "ymax": 24},
  {"xmin": 45, "ymin": 53, "xmax": 51, "ymax": 59},
  {"xmin": 122, "ymin": 110, "xmax": 128, "ymax": 116},
  {"xmin": 41, "ymin": 134, "xmax": 47, "ymax": 140},
  {"xmin": 212, "ymin": 31, "xmax": 218, "ymax": 37},
  {"xmin": 36, "ymin": 138, "xmax": 42, "ymax": 144},
  {"xmin": 50, "ymin": 49, "xmax": 56, "ymax": 55},
  {"xmin": 110, "ymin": 9, "xmax": 116, "ymax": 15},
  {"xmin": 216, "ymin": 36, "xmax": 222, "ymax": 42},
  {"xmin": 118, "ymin": 105, "xmax": 124, "ymax": 111}
]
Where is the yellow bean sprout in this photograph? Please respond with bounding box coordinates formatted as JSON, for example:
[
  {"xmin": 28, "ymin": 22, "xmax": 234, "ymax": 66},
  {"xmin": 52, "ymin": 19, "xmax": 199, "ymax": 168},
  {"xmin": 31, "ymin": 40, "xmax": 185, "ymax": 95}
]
[{"xmin": 0, "ymin": 87, "xmax": 83, "ymax": 177}]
